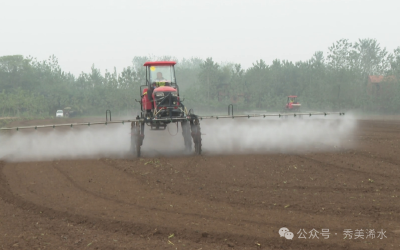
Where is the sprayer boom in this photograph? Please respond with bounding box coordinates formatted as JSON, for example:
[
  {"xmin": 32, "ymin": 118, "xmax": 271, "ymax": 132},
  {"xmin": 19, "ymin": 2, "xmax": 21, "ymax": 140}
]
[{"xmin": 0, "ymin": 112, "xmax": 344, "ymax": 131}]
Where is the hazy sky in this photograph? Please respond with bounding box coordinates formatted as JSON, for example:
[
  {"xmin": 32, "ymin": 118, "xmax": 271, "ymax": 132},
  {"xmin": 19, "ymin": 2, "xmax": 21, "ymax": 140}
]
[{"xmin": 2, "ymin": 0, "xmax": 399, "ymax": 76}]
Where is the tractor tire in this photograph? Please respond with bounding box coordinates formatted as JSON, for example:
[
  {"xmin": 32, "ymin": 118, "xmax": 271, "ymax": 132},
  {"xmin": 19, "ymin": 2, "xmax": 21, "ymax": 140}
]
[
  {"xmin": 192, "ymin": 119, "xmax": 202, "ymax": 155},
  {"xmin": 131, "ymin": 122, "xmax": 142, "ymax": 157},
  {"xmin": 131, "ymin": 138, "xmax": 140, "ymax": 157},
  {"xmin": 182, "ymin": 121, "xmax": 192, "ymax": 152},
  {"xmin": 194, "ymin": 136, "xmax": 201, "ymax": 154},
  {"xmin": 136, "ymin": 141, "xmax": 141, "ymax": 157},
  {"xmin": 130, "ymin": 134, "xmax": 136, "ymax": 155}
]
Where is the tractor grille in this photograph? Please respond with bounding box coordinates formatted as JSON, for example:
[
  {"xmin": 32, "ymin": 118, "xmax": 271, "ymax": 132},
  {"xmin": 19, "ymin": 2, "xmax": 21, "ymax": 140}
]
[
  {"xmin": 155, "ymin": 92, "xmax": 179, "ymax": 107},
  {"xmin": 154, "ymin": 92, "xmax": 183, "ymax": 118}
]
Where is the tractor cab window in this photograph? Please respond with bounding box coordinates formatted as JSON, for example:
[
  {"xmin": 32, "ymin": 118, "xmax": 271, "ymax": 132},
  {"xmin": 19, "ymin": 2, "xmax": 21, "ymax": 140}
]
[
  {"xmin": 288, "ymin": 97, "xmax": 296, "ymax": 103},
  {"xmin": 149, "ymin": 65, "xmax": 175, "ymax": 87}
]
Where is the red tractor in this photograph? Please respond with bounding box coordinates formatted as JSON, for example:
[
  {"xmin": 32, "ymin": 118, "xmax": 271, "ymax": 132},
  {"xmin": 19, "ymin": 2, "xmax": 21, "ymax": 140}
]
[
  {"xmin": 285, "ymin": 95, "xmax": 301, "ymax": 112},
  {"xmin": 131, "ymin": 61, "xmax": 201, "ymax": 157}
]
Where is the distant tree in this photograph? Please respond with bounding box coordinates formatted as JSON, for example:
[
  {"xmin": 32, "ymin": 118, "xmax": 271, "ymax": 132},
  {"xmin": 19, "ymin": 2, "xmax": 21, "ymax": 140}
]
[
  {"xmin": 327, "ymin": 39, "xmax": 355, "ymax": 71},
  {"xmin": 353, "ymin": 38, "xmax": 390, "ymax": 76},
  {"xmin": 198, "ymin": 58, "xmax": 220, "ymax": 101}
]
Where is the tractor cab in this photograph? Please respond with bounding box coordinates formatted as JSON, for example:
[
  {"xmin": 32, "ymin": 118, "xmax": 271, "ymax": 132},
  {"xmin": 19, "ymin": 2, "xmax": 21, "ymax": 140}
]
[
  {"xmin": 285, "ymin": 95, "xmax": 301, "ymax": 111},
  {"xmin": 140, "ymin": 61, "xmax": 184, "ymax": 121}
]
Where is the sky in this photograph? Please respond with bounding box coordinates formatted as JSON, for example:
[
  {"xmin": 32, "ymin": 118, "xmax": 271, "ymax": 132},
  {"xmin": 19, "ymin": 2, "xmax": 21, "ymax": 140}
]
[{"xmin": 1, "ymin": 0, "xmax": 399, "ymax": 76}]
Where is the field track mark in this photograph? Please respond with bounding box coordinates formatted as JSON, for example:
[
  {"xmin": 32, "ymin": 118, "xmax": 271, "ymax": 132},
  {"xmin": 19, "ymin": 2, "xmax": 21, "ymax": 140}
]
[
  {"xmin": 99, "ymin": 158, "xmax": 400, "ymax": 220},
  {"xmin": 52, "ymin": 162, "xmax": 287, "ymax": 229},
  {"xmin": 0, "ymin": 162, "xmax": 164, "ymax": 235},
  {"xmin": 53, "ymin": 164, "xmax": 138, "ymax": 206},
  {"xmin": 98, "ymin": 154, "xmax": 203, "ymax": 186},
  {"xmin": 2, "ymin": 164, "xmax": 356, "ymax": 250},
  {"xmin": 352, "ymin": 150, "xmax": 400, "ymax": 166},
  {"xmin": 0, "ymin": 162, "xmax": 292, "ymax": 248},
  {"xmin": 295, "ymin": 154, "xmax": 398, "ymax": 179}
]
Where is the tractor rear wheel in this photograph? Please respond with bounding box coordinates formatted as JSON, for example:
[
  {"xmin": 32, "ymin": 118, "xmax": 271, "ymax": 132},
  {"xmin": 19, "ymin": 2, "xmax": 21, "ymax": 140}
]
[
  {"xmin": 194, "ymin": 137, "xmax": 201, "ymax": 154},
  {"xmin": 136, "ymin": 141, "xmax": 141, "ymax": 157},
  {"xmin": 192, "ymin": 119, "xmax": 202, "ymax": 155},
  {"xmin": 181, "ymin": 121, "xmax": 192, "ymax": 152},
  {"xmin": 131, "ymin": 121, "xmax": 142, "ymax": 157}
]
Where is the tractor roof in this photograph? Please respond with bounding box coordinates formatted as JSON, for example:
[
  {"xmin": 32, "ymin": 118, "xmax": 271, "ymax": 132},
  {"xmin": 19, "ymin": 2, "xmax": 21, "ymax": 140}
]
[
  {"xmin": 143, "ymin": 61, "xmax": 176, "ymax": 66},
  {"xmin": 288, "ymin": 95, "xmax": 297, "ymax": 98}
]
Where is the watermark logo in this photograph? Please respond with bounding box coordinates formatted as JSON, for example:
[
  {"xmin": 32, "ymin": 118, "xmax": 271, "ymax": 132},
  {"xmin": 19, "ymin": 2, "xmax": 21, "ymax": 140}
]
[
  {"xmin": 279, "ymin": 227, "xmax": 387, "ymax": 240},
  {"xmin": 279, "ymin": 227, "xmax": 294, "ymax": 240}
]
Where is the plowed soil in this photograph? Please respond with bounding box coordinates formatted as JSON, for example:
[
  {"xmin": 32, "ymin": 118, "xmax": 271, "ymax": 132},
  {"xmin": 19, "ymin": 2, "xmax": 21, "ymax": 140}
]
[{"xmin": 0, "ymin": 118, "xmax": 399, "ymax": 250}]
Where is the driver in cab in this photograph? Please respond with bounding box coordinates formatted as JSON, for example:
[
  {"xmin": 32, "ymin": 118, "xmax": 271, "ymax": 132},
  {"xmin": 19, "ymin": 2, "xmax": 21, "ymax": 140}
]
[{"xmin": 153, "ymin": 72, "xmax": 170, "ymax": 87}]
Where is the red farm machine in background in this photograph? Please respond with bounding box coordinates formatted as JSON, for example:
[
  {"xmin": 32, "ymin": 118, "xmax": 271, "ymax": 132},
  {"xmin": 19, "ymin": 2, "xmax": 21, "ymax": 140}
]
[
  {"xmin": 285, "ymin": 95, "xmax": 301, "ymax": 112},
  {"xmin": 131, "ymin": 61, "xmax": 202, "ymax": 157}
]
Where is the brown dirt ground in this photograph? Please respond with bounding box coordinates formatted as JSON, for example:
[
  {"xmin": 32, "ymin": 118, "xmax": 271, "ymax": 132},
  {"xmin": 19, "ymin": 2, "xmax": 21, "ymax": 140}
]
[{"xmin": 0, "ymin": 118, "xmax": 400, "ymax": 250}]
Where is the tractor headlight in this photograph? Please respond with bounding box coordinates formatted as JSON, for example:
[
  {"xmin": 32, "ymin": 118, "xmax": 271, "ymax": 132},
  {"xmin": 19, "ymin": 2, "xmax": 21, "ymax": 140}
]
[
  {"xmin": 155, "ymin": 92, "xmax": 164, "ymax": 97},
  {"xmin": 171, "ymin": 92, "xmax": 178, "ymax": 97}
]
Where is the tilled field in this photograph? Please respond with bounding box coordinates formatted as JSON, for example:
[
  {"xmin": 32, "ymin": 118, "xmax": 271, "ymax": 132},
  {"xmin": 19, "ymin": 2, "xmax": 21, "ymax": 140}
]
[{"xmin": 0, "ymin": 118, "xmax": 399, "ymax": 249}]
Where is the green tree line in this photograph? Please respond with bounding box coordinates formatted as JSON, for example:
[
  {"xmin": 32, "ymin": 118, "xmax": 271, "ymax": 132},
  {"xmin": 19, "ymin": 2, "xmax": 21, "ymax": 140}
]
[{"xmin": 0, "ymin": 38, "xmax": 399, "ymax": 118}]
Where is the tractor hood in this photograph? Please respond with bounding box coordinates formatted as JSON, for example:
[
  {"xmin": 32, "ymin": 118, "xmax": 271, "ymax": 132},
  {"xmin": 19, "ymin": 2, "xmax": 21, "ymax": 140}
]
[{"xmin": 153, "ymin": 86, "xmax": 177, "ymax": 92}]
